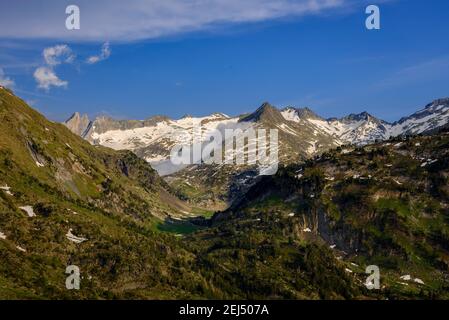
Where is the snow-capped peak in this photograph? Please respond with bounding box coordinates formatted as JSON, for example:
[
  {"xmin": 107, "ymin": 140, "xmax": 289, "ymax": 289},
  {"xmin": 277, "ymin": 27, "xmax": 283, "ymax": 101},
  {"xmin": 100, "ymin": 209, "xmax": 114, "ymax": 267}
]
[{"xmin": 389, "ymin": 98, "xmax": 449, "ymax": 136}]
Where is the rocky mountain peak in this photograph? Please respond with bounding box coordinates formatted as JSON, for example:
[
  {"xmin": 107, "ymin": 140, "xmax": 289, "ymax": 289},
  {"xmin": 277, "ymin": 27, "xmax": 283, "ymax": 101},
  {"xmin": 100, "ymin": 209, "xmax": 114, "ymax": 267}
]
[
  {"xmin": 341, "ymin": 111, "xmax": 373, "ymax": 122},
  {"xmin": 295, "ymin": 107, "xmax": 321, "ymax": 120},
  {"xmin": 64, "ymin": 112, "xmax": 91, "ymax": 136},
  {"xmin": 241, "ymin": 102, "xmax": 284, "ymax": 123}
]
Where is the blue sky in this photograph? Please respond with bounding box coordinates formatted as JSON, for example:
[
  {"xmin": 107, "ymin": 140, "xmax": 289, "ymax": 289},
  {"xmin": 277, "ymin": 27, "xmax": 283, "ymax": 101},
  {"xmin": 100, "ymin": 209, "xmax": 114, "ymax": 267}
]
[{"xmin": 0, "ymin": 0, "xmax": 449, "ymax": 122}]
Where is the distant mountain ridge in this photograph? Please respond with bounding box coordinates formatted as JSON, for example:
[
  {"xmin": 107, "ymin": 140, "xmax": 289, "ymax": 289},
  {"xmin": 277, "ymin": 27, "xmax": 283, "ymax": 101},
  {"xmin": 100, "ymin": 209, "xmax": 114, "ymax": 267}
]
[{"xmin": 65, "ymin": 98, "xmax": 449, "ymax": 173}]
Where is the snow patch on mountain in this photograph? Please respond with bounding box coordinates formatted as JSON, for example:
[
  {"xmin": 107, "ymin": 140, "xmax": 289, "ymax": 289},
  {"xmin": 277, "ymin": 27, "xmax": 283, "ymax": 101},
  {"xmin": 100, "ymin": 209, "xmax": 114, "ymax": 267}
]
[
  {"xmin": 1, "ymin": 184, "xmax": 13, "ymax": 196},
  {"xmin": 19, "ymin": 206, "xmax": 36, "ymax": 217},
  {"xmin": 280, "ymin": 108, "xmax": 301, "ymax": 123},
  {"xmin": 66, "ymin": 229, "xmax": 88, "ymax": 243}
]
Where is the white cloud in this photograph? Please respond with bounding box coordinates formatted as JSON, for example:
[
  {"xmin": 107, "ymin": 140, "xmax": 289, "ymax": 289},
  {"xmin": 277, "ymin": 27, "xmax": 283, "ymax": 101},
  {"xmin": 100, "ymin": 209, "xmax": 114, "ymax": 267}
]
[
  {"xmin": 0, "ymin": 0, "xmax": 348, "ymax": 42},
  {"xmin": 43, "ymin": 44, "xmax": 75, "ymax": 66},
  {"xmin": 33, "ymin": 66, "xmax": 67, "ymax": 90},
  {"xmin": 34, "ymin": 44, "xmax": 74, "ymax": 90},
  {"xmin": 87, "ymin": 42, "xmax": 111, "ymax": 64},
  {"xmin": 0, "ymin": 68, "xmax": 15, "ymax": 88}
]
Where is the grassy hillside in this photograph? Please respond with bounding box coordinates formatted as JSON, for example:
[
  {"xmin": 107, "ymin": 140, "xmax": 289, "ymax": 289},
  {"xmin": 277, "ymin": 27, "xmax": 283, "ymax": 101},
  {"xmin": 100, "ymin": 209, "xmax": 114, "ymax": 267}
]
[
  {"xmin": 205, "ymin": 132, "xmax": 449, "ymax": 299},
  {"xmin": 0, "ymin": 87, "xmax": 204, "ymax": 299}
]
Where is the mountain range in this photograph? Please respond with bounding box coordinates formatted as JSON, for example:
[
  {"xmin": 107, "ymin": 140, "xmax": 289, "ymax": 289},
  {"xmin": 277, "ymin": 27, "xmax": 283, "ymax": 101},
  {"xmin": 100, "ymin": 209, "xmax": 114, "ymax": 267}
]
[{"xmin": 66, "ymin": 98, "xmax": 449, "ymax": 173}]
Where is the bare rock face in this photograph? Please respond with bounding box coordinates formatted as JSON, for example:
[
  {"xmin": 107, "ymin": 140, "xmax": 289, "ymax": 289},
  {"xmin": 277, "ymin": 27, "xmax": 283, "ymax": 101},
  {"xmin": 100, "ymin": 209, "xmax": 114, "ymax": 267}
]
[{"xmin": 64, "ymin": 112, "xmax": 91, "ymax": 136}]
